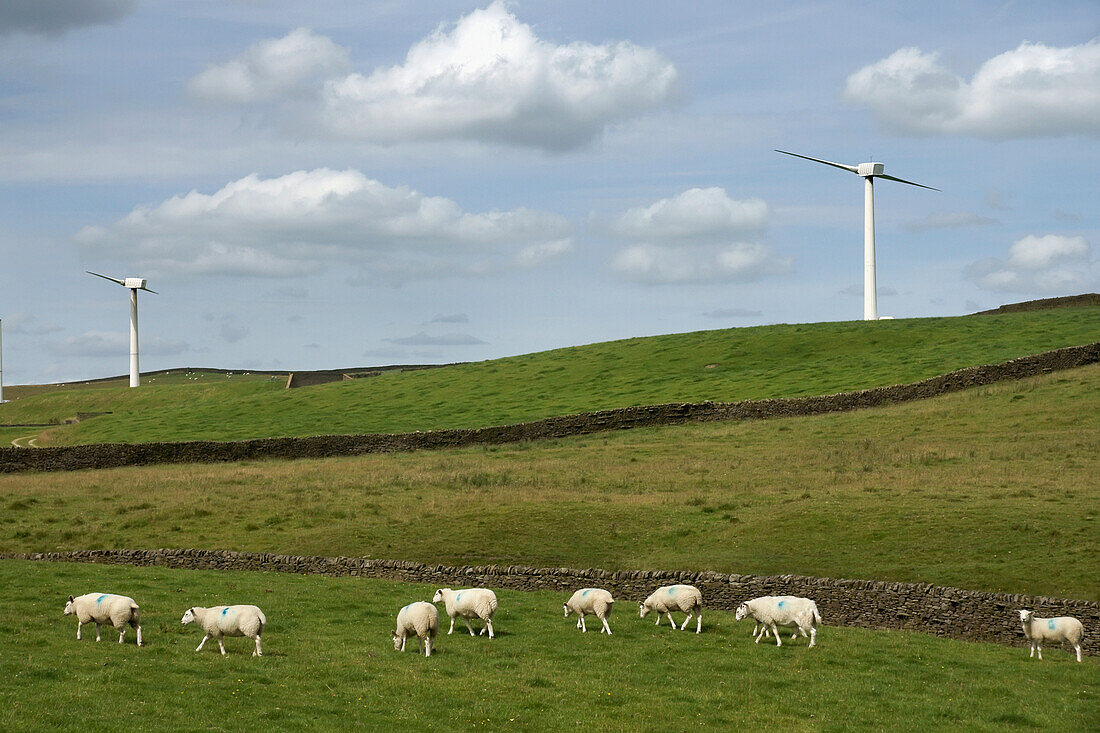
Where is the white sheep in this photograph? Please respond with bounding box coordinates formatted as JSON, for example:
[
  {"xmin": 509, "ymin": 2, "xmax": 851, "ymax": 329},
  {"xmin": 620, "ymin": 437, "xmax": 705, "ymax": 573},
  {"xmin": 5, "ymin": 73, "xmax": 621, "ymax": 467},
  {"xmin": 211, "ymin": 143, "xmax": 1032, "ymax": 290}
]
[
  {"xmin": 393, "ymin": 601, "xmax": 438, "ymax": 657},
  {"xmin": 639, "ymin": 584, "xmax": 703, "ymax": 633},
  {"xmin": 1018, "ymin": 609, "xmax": 1084, "ymax": 662},
  {"xmin": 432, "ymin": 588, "xmax": 498, "ymax": 638},
  {"xmin": 63, "ymin": 593, "xmax": 143, "ymax": 646},
  {"xmin": 564, "ymin": 588, "xmax": 614, "ymax": 634},
  {"xmin": 181, "ymin": 605, "xmax": 266, "ymax": 656},
  {"xmin": 735, "ymin": 596, "xmax": 821, "ymax": 648}
]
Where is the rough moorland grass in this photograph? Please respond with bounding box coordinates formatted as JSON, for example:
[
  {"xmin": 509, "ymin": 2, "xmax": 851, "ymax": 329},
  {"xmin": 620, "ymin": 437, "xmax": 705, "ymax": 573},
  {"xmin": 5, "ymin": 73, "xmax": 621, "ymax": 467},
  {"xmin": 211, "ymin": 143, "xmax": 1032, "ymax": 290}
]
[
  {"xmin": 1, "ymin": 560, "xmax": 1094, "ymax": 733},
  {"xmin": 1, "ymin": 307, "xmax": 1097, "ymax": 445},
  {"xmin": 2, "ymin": 365, "xmax": 1097, "ymax": 600}
]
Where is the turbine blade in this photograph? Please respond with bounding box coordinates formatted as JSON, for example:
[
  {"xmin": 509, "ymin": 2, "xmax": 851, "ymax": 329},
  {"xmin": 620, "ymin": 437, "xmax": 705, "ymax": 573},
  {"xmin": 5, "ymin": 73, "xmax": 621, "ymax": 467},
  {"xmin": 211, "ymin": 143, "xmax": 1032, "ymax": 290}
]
[
  {"xmin": 876, "ymin": 173, "xmax": 940, "ymax": 191},
  {"xmin": 86, "ymin": 271, "xmax": 126, "ymax": 286},
  {"xmin": 775, "ymin": 150, "xmax": 859, "ymax": 174},
  {"xmin": 139, "ymin": 286, "xmax": 158, "ymax": 294}
]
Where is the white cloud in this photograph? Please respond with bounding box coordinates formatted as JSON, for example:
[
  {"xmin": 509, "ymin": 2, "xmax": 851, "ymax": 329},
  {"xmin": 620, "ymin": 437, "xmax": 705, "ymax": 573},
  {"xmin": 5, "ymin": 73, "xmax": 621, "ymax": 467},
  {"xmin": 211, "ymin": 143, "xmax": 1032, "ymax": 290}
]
[
  {"xmin": 0, "ymin": 0, "xmax": 134, "ymax": 37},
  {"xmin": 2, "ymin": 313, "xmax": 63, "ymax": 335},
  {"xmin": 605, "ymin": 187, "xmax": 767, "ymax": 241},
  {"xmin": 845, "ymin": 40, "xmax": 1100, "ymax": 138},
  {"xmin": 189, "ymin": 2, "xmax": 678, "ymax": 151},
  {"xmin": 75, "ymin": 168, "xmax": 573, "ymax": 283},
  {"xmin": 603, "ymin": 188, "xmax": 788, "ymax": 285},
  {"xmin": 966, "ymin": 234, "xmax": 1095, "ymax": 293},
  {"xmin": 188, "ymin": 27, "xmax": 350, "ymax": 104}
]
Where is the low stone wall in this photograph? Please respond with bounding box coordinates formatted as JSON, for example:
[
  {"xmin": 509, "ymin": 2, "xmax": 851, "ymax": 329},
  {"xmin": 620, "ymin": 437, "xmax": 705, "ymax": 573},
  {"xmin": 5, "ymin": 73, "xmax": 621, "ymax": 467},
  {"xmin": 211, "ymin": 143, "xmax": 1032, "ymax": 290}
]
[
  {"xmin": 4, "ymin": 548, "xmax": 1096, "ymax": 654},
  {"xmin": 2, "ymin": 341, "xmax": 1098, "ymax": 474}
]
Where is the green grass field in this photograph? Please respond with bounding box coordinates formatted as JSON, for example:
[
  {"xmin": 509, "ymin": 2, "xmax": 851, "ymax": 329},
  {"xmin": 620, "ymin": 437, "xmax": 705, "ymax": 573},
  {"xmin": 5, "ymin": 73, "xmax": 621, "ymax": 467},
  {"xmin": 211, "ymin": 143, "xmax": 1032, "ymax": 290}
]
[
  {"xmin": 1, "ymin": 308, "xmax": 1097, "ymax": 445},
  {"xmin": 1, "ymin": 560, "xmax": 1095, "ymax": 732},
  {"xmin": 4, "ymin": 364, "xmax": 1097, "ymax": 600}
]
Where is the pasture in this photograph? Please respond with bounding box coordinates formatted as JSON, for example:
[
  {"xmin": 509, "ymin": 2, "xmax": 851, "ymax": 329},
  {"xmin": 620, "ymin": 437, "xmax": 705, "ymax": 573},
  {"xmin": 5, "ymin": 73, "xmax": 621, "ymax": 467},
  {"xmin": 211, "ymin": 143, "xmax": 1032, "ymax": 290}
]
[
  {"xmin": 1, "ymin": 560, "xmax": 1095, "ymax": 732},
  {"xmin": 3, "ymin": 364, "xmax": 1097, "ymax": 600},
  {"xmin": 0, "ymin": 307, "xmax": 1097, "ymax": 445}
]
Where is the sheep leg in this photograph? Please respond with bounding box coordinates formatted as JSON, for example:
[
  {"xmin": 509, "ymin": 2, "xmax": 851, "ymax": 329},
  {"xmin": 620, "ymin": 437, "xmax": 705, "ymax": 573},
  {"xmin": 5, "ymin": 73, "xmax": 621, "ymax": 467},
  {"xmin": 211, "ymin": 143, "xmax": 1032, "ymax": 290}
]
[
  {"xmin": 664, "ymin": 612, "xmax": 675, "ymax": 628},
  {"xmin": 253, "ymin": 635, "xmax": 262, "ymax": 657},
  {"xmin": 485, "ymin": 619, "xmax": 494, "ymax": 639},
  {"xmin": 601, "ymin": 616, "xmax": 612, "ymax": 635},
  {"xmin": 447, "ymin": 617, "xmax": 456, "ymax": 635},
  {"xmin": 579, "ymin": 616, "xmax": 587, "ymax": 632},
  {"xmin": 696, "ymin": 612, "xmax": 702, "ymax": 634},
  {"xmin": 217, "ymin": 638, "xmax": 227, "ymax": 656},
  {"xmin": 679, "ymin": 613, "xmax": 693, "ymax": 631},
  {"xmin": 771, "ymin": 623, "xmax": 782, "ymax": 646},
  {"xmin": 135, "ymin": 623, "xmax": 143, "ymax": 647},
  {"xmin": 1036, "ymin": 644, "xmax": 1042, "ymax": 660},
  {"xmin": 1074, "ymin": 644, "xmax": 1081, "ymax": 663},
  {"xmin": 425, "ymin": 636, "xmax": 432, "ymax": 657},
  {"xmin": 196, "ymin": 634, "xmax": 210, "ymax": 652},
  {"xmin": 76, "ymin": 620, "xmax": 83, "ymax": 640},
  {"xmin": 399, "ymin": 636, "xmax": 406, "ymax": 652},
  {"xmin": 463, "ymin": 618, "xmax": 475, "ymax": 636},
  {"xmin": 1028, "ymin": 641, "xmax": 1035, "ymax": 658},
  {"xmin": 808, "ymin": 626, "xmax": 817, "ymax": 648},
  {"xmin": 117, "ymin": 626, "xmax": 126, "ymax": 644},
  {"xmin": 95, "ymin": 623, "xmax": 102, "ymax": 642},
  {"xmin": 576, "ymin": 617, "xmax": 583, "ymax": 630}
]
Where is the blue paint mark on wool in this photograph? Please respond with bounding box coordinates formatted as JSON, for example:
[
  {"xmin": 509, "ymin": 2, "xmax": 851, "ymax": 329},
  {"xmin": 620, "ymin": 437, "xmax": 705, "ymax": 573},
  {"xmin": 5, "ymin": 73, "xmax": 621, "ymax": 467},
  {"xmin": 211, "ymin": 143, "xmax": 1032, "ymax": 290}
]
[
  {"xmin": 778, "ymin": 600, "xmax": 786, "ymax": 608},
  {"xmin": 1048, "ymin": 619, "xmax": 1056, "ymax": 630},
  {"xmin": 222, "ymin": 608, "xmax": 229, "ymax": 616},
  {"xmin": 457, "ymin": 593, "xmax": 462, "ymax": 603},
  {"xmin": 583, "ymin": 590, "xmax": 590, "ymax": 597},
  {"xmin": 96, "ymin": 595, "xmax": 107, "ymax": 604}
]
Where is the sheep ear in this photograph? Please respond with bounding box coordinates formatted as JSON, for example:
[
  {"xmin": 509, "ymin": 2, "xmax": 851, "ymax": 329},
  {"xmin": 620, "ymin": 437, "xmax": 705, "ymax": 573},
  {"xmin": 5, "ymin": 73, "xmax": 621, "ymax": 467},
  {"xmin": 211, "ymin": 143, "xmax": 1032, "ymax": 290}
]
[{"xmin": 68, "ymin": 595, "xmax": 74, "ymax": 602}]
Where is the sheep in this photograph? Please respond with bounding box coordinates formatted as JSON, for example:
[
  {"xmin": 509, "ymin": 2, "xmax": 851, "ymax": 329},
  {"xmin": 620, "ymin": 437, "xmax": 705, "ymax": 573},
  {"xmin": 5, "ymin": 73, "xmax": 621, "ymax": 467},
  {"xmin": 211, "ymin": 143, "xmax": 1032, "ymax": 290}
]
[
  {"xmin": 638, "ymin": 584, "xmax": 703, "ymax": 633},
  {"xmin": 1018, "ymin": 609, "xmax": 1083, "ymax": 662},
  {"xmin": 432, "ymin": 588, "xmax": 498, "ymax": 639},
  {"xmin": 735, "ymin": 596, "xmax": 821, "ymax": 648},
  {"xmin": 63, "ymin": 593, "xmax": 143, "ymax": 646},
  {"xmin": 564, "ymin": 588, "xmax": 614, "ymax": 634},
  {"xmin": 181, "ymin": 605, "xmax": 266, "ymax": 656},
  {"xmin": 393, "ymin": 601, "xmax": 438, "ymax": 657}
]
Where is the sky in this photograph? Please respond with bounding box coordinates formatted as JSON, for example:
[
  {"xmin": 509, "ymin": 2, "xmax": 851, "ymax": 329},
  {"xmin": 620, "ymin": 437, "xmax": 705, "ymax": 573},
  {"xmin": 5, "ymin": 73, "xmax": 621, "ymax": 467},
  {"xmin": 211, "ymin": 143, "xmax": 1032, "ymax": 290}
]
[{"xmin": 0, "ymin": 0, "xmax": 1097, "ymax": 385}]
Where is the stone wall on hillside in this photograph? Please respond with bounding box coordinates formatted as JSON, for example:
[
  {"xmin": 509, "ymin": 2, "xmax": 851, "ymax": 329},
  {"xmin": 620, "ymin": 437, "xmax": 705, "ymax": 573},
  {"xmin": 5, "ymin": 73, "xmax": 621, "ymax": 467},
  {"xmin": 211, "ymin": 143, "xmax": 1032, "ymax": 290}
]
[
  {"xmin": 973, "ymin": 293, "xmax": 1100, "ymax": 315},
  {"xmin": 4, "ymin": 548, "xmax": 1096, "ymax": 655},
  {"xmin": 2, "ymin": 341, "xmax": 1098, "ymax": 474}
]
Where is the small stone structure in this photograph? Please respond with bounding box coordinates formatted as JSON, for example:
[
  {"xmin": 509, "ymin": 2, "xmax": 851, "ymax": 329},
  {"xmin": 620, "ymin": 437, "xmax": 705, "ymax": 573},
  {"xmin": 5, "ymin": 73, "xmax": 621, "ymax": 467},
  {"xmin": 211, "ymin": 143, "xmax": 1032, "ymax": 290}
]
[{"xmin": 3, "ymin": 548, "xmax": 1095, "ymax": 654}]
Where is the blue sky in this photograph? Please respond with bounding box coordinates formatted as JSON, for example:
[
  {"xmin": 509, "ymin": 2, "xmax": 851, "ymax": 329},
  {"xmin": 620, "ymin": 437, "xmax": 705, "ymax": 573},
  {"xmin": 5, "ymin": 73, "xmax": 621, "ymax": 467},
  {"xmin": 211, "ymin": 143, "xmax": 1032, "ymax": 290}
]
[{"xmin": 1, "ymin": 0, "xmax": 1097, "ymax": 384}]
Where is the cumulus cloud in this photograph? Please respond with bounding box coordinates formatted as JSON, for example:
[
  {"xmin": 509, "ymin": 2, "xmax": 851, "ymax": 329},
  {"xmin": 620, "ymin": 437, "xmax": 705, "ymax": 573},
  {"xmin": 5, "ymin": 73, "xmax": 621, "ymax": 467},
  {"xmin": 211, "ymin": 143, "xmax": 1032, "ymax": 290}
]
[
  {"xmin": 905, "ymin": 211, "xmax": 998, "ymax": 232},
  {"xmin": 965, "ymin": 234, "xmax": 1095, "ymax": 293},
  {"xmin": 0, "ymin": 0, "xmax": 134, "ymax": 37},
  {"xmin": 75, "ymin": 168, "xmax": 572, "ymax": 283},
  {"xmin": 2, "ymin": 313, "xmax": 63, "ymax": 335},
  {"xmin": 845, "ymin": 40, "xmax": 1100, "ymax": 138},
  {"xmin": 188, "ymin": 2, "xmax": 678, "ymax": 151},
  {"xmin": 603, "ymin": 187, "xmax": 789, "ymax": 285},
  {"xmin": 188, "ymin": 27, "xmax": 350, "ymax": 103},
  {"xmin": 383, "ymin": 331, "xmax": 486, "ymax": 346},
  {"xmin": 48, "ymin": 330, "xmax": 189, "ymax": 358}
]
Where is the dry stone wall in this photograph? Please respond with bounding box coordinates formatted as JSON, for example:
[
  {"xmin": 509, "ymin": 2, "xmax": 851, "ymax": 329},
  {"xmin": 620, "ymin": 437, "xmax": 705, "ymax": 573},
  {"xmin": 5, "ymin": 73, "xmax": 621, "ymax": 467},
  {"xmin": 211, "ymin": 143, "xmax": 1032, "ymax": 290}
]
[
  {"xmin": 2, "ymin": 342, "xmax": 1098, "ymax": 474},
  {"xmin": 4, "ymin": 548, "xmax": 1096, "ymax": 654}
]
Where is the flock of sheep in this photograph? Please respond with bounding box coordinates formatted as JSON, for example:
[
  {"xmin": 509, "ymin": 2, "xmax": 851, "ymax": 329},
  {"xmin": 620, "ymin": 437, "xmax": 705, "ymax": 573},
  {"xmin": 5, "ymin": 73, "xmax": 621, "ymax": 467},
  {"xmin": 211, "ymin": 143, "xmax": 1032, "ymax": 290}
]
[{"xmin": 64, "ymin": 583, "xmax": 1086, "ymax": 662}]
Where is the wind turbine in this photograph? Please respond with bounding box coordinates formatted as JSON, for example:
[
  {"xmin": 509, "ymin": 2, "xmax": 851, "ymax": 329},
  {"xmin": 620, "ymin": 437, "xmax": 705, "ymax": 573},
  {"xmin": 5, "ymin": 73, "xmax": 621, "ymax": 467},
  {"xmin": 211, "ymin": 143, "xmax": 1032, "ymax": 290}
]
[
  {"xmin": 776, "ymin": 150, "xmax": 939, "ymax": 321},
  {"xmin": 87, "ymin": 271, "xmax": 157, "ymax": 387}
]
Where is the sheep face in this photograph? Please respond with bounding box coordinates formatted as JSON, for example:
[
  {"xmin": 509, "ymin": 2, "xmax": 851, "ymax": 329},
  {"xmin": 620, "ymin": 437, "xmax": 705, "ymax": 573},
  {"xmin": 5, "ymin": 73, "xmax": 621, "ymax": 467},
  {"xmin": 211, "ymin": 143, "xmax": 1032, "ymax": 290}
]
[
  {"xmin": 181, "ymin": 608, "xmax": 197, "ymax": 625},
  {"xmin": 391, "ymin": 632, "xmax": 402, "ymax": 651},
  {"xmin": 735, "ymin": 604, "xmax": 749, "ymax": 621},
  {"xmin": 1018, "ymin": 610, "xmax": 1032, "ymax": 623},
  {"xmin": 563, "ymin": 602, "xmax": 571, "ymax": 618},
  {"xmin": 63, "ymin": 596, "xmax": 75, "ymax": 615},
  {"xmin": 432, "ymin": 589, "xmax": 448, "ymax": 604},
  {"xmin": 638, "ymin": 602, "xmax": 650, "ymax": 619}
]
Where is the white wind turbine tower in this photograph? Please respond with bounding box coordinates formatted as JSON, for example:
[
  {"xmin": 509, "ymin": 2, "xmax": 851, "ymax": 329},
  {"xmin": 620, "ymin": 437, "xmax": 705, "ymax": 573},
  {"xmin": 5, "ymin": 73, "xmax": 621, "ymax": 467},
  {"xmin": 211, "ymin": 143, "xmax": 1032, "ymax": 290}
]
[
  {"xmin": 87, "ymin": 271, "xmax": 157, "ymax": 387},
  {"xmin": 776, "ymin": 150, "xmax": 939, "ymax": 321}
]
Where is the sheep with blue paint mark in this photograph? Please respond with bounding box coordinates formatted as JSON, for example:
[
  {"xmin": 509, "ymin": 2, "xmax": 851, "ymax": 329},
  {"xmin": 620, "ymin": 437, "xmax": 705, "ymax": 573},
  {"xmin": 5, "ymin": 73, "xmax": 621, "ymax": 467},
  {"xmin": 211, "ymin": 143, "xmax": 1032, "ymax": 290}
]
[
  {"xmin": 181, "ymin": 605, "xmax": 266, "ymax": 656},
  {"xmin": 735, "ymin": 596, "xmax": 821, "ymax": 647},
  {"xmin": 393, "ymin": 601, "xmax": 438, "ymax": 656},
  {"xmin": 63, "ymin": 593, "xmax": 143, "ymax": 646},
  {"xmin": 564, "ymin": 588, "xmax": 614, "ymax": 634},
  {"xmin": 432, "ymin": 588, "xmax": 497, "ymax": 638},
  {"xmin": 1018, "ymin": 609, "xmax": 1083, "ymax": 662},
  {"xmin": 639, "ymin": 584, "xmax": 703, "ymax": 633}
]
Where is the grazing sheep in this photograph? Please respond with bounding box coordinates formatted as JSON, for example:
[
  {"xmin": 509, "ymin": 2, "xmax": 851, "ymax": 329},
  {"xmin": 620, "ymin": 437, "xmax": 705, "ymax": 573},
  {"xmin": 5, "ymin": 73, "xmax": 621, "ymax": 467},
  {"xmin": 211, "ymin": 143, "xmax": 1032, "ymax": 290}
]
[
  {"xmin": 1018, "ymin": 609, "xmax": 1083, "ymax": 662},
  {"xmin": 564, "ymin": 588, "xmax": 615, "ymax": 634},
  {"xmin": 181, "ymin": 605, "xmax": 266, "ymax": 657},
  {"xmin": 639, "ymin": 585, "xmax": 703, "ymax": 633},
  {"xmin": 63, "ymin": 593, "xmax": 143, "ymax": 646},
  {"xmin": 735, "ymin": 596, "xmax": 821, "ymax": 648},
  {"xmin": 432, "ymin": 588, "xmax": 498, "ymax": 639},
  {"xmin": 393, "ymin": 602, "xmax": 438, "ymax": 657}
]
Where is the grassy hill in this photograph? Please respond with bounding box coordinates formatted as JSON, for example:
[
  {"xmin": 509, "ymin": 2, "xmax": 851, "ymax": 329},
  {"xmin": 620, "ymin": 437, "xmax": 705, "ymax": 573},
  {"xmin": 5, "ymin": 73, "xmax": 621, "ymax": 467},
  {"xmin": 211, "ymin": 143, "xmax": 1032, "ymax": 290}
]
[
  {"xmin": 4, "ymin": 363, "xmax": 1097, "ymax": 600},
  {"xmin": 2, "ymin": 307, "xmax": 1098, "ymax": 446}
]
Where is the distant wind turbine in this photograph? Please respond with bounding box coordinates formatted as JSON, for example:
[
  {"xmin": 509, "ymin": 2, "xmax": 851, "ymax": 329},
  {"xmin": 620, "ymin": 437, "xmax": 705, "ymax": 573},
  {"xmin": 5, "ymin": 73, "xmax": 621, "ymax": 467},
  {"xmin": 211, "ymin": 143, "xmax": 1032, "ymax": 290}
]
[
  {"xmin": 87, "ymin": 272, "xmax": 157, "ymax": 387},
  {"xmin": 776, "ymin": 150, "xmax": 939, "ymax": 321}
]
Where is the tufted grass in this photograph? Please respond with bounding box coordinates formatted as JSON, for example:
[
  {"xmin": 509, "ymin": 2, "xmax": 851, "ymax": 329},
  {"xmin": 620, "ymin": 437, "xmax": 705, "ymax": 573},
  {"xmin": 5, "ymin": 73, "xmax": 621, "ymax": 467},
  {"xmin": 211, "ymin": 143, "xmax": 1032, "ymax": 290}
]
[
  {"xmin": 1, "ymin": 559, "xmax": 1095, "ymax": 732},
  {"xmin": 0, "ymin": 307, "xmax": 1097, "ymax": 445},
  {"xmin": 2, "ymin": 364, "xmax": 1097, "ymax": 601}
]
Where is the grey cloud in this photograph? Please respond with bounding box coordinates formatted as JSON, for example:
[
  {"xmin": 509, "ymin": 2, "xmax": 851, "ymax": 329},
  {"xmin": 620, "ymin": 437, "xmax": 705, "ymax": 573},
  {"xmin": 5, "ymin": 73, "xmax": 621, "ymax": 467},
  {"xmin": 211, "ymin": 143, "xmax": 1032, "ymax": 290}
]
[
  {"xmin": 0, "ymin": 0, "xmax": 135, "ymax": 37},
  {"xmin": 429, "ymin": 313, "xmax": 469, "ymax": 324},
  {"xmin": 383, "ymin": 331, "xmax": 486, "ymax": 346},
  {"xmin": 48, "ymin": 330, "xmax": 189, "ymax": 357}
]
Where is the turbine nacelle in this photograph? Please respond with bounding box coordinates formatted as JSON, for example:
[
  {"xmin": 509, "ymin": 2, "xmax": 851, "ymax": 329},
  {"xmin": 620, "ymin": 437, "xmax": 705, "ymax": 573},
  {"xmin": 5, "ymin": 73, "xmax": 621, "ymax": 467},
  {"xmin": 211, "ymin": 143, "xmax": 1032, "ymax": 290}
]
[
  {"xmin": 857, "ymin": 162, "xmax": 884, "ymax": 177},
  {"xmin": 124, "ymin": 277, "xmax": 148, "ymax": 290}
]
